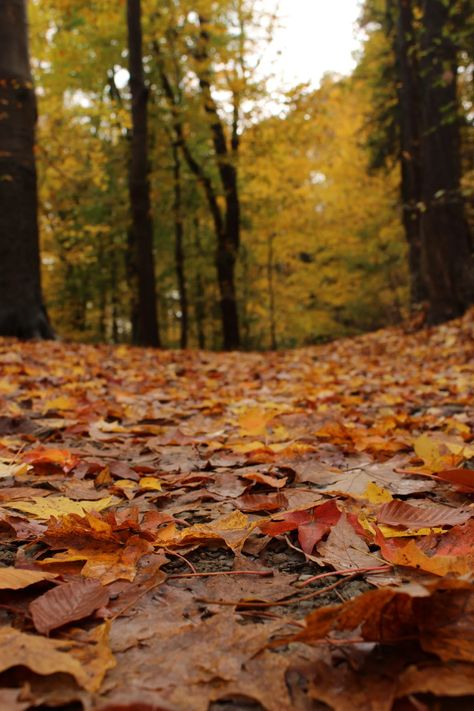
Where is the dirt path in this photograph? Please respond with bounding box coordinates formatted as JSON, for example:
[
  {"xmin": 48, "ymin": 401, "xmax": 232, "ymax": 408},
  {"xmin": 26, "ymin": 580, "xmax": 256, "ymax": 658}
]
[{"xmin": 0, "ymin": 311, "xmax": 473, "ymax": 710}]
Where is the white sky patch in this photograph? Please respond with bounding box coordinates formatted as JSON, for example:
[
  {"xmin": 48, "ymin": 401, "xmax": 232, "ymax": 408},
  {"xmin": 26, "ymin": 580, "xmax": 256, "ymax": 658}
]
[
  {"xmin": 115, "ymin": 1, "xmax": 363, "ymax": 106},
  {"xmin": 262, "ymin": 0, "xmax": 363, "ymax": 88}
]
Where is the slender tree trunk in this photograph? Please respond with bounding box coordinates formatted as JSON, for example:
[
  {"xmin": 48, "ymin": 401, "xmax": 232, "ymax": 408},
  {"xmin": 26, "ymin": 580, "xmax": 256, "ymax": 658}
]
[
  {"xmin": 267, "ymin": 232, "xmax": 277, "ymax": 350},
  {"xmin": 196, "ymin": 16, "xmax": 241, "ymax": 349},
  {"xmin": 126, "ymin": 0, "xmax": 160, "ymax": 347},
  {"xmin": 394, "ymin": 0, "xmax": 427, "ymax": 305},
  {"xmin": 419, "ymin": 0, "xmax": 474, "ymax": 323},
  {"xmin": 193, "ymin": 218, "xmax": 206, "ymax": 350},
  {"xmin": 0, "ymin": 0, "xmax": 53, "ymax": 339},
  {"xmin": 171, "ymin": 142, "xmax": 188, "ymax": 348}
]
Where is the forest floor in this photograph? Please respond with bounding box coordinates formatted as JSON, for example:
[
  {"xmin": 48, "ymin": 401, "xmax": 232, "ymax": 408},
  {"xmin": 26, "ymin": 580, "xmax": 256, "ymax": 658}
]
[{"xmin": 0, "ymin": 311, "xmax": 473, "ymax": 711}]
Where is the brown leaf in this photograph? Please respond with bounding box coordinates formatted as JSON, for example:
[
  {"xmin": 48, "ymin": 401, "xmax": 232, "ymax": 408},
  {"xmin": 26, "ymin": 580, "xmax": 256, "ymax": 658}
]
[
  {"xmin": 376, "ymin": 499, "xmax": 472, "ymax": 529},
  {"xmin": 0, "ymin": 626, "xmax": 90, "ymax": 689},
  {"xmin": 316, "ymin": 514, "xmax": 378, "ymax": 569},
  {"xmin": 30, "ymin": 577, "xmax": 110, "ymax": 634},
  {"xmin": 284, "ymin": 579, "xmax": 474, "ymax": 663}
]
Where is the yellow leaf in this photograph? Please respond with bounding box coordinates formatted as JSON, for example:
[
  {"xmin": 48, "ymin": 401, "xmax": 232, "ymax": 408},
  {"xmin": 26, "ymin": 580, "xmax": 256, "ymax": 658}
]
[
  {"xmin": 414, "ymin": 433, "xmax": 474, "ymax": 472},
  {"xmin": 3, "ymin": 495, "xmax": 119, "ymax": 520},
  {"xmin": 113, "ymin": 479, "xmax": 136, "ymax": 490},
  {"xmin": 378, "ymin": 524, "xmax": 446, "ymax": 538},
  {"xmin": 360, "ymin": 482, "xmax": 393, "ymax": 504},
  {"xmin": 238, "ymin": 407, "xmax": 275, "ymax": 436},
  {"xmin": 0, "ymin": 461, "xmax": 31, "ymax": 479},
  {"xmin": 43, "ymin": 396, "xmax": 76, "ymax": 412},
  {"xmin": 139, "ymin": 476, "xmax": 162, "ymax": 491}
]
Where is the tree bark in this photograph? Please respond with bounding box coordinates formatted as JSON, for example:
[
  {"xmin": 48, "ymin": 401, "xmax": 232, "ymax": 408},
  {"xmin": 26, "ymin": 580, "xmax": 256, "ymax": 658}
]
[
  {"xmin": 196, "ymin": 16, "xmax": 241, "ymax": 350},
  {"xmin": 156, "ymin": 41, "xmax": 239, "ymax": 350},
  {"xmin": 394, "ymin": 0, "xmax": 427, "ymax": 305},
  {"xmin": 126, "ymin": 0, "xmax": 160, "ymax": 347},
  {"xmin": 0, "ymin": 0, "xmax": 53, "ymax": 339},
  {"xmin": 171, "ymin": 141, "xmax": 188, "ymax": 348},
  {"xmin": 419, "ymin": 0, "xmax": 474, "ymax": 323}
]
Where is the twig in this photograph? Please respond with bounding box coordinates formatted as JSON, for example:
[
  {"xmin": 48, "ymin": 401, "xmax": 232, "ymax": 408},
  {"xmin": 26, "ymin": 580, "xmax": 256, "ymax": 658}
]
[
  {"xmin": 297, "ymin": 564, "xmax": 392, "ymax": 588},
  {"xmin": 196, "ymin": 572, "xmax": 361, "ymax": 608},
  {"xmin": 169, "ymin": 570, "xmax": 274, "ymax": 580},
  {"xmin": 238, "ymin": 610, "xmax": 306, "ymax": 627},
  {"xmin": 163, "ymin": 547, "xmax": 197, "ymax": 574}
]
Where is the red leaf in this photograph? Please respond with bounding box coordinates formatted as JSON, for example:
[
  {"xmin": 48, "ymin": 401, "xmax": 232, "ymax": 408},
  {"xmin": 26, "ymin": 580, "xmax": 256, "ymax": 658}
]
[
  {"xmin": 235, "ymin": 492, "xmax": 288, "ymax": 512},
  {"xmin": 30, "ymin": 577, "xmax": 109, "ymax": 634},
  {"xmin": 434, "ymin": 469, "xmax": 474, "ymax": 493},
  {"xmin": 297, "ymin": 500, "xmax": 342, "ymax": 554}
]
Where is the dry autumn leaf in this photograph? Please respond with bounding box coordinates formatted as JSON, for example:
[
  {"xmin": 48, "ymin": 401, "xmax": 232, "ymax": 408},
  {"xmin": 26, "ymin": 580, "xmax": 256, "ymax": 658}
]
[
  {"xmin": 0, "ymin": 567, "xmax": 58, "ymax": 590},
  {"xmin": 3, "ymin": 495, "xmax": 120, "ymax": 519},
  {"xmin": 30, "ymin": 577, "xmax": 110, "ymax": 634}
]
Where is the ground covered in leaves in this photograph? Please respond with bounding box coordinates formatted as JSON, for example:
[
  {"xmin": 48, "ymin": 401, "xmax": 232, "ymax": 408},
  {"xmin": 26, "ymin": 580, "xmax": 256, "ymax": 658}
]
[{"xmin": 0, "ymin": 311, "xmax": 473, "ymax": 711}]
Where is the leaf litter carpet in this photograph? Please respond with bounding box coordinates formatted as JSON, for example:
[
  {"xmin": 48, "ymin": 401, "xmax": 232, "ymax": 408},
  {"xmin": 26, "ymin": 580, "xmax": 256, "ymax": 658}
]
[{"xmin": 0, "ymin": 311, "xmax": 473, "ymax": 711}]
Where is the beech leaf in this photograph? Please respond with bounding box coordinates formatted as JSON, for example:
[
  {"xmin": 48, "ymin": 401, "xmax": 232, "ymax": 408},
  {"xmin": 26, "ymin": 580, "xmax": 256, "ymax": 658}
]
[{"xmin": 30, "ymin": 577, "xmax": 110, "ymax": 634}]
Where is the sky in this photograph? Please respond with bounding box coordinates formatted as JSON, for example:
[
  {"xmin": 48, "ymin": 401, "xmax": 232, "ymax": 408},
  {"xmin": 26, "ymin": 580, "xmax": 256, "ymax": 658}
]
[{"xmin": 263, "ymin": 0, "xmax": 363, "ymax": 89}]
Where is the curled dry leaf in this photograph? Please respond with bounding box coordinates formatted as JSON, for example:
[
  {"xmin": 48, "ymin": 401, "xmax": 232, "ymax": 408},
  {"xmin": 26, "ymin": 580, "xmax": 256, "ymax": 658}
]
[
  {"xmin": 22, "ymin": 447, "xmax": 80, "ymax": 473},
  {"xmin": 30, "ymin": 577, "xmax": 110, "ymax": 634},
  {"xmin": 284, "ymin": 579, "xmax": 474, "ymax": 663},
  {"xmin": 376, "ymin": 499, "xmax": 472, "ymax": 529}
]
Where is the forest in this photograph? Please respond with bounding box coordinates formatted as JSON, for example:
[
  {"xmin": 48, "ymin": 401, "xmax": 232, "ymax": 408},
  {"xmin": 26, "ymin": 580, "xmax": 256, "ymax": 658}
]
[
  {"xmin": 0, "ymin": 2, "xmax": 474, "ymax": 711},
  {"xmin": 0, "ymin": 0, "xmax": 472, "ymax": 349}
]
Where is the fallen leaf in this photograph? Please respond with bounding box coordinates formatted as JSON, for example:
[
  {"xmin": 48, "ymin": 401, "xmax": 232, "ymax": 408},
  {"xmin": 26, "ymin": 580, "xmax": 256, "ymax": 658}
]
[
  {"xmin": 23, "ymin": 447, "xmax": 80, "ymax": 473},
  {"xmin": 0, "ymin": 626, "xmax": 90, "ymax": 689},
  {"xmin": 3, "ymin": 495, "xmax": 119, "ymax": 519},
  {"xmin": 316, "ymin": 514, "xmax": 378, "ymax": 569},
  {"xmin": 376, "ymin": 499, "xmax": 472, "ymax": 529},
  {"xmin": 30, "ymin": 577, "xmax": 110, "ymax": 634},
  {"xmin": 0, "ymin": 567, "xmax": 58, "ymax": 590}
]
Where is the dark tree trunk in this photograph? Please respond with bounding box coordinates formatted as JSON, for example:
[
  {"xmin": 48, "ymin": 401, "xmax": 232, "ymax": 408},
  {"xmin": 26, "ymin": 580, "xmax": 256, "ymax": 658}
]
[
  {"xmin": 126, "ymin": 0, "xmax": 160, "ymax": 347},
  {"xmin": 419, "ymin": 0, "xmax": 474, "ymax": 323},
  {"xmin": 197, "ymin": 16, "xmax": 241, "ymax": 350},
  {"xmin": 156, "ymin": 43, "xmax": 240, "ymax": 350},
  {"xmin": 171, "ymin": 142, "xmax": 188, "ymax": 348},
  {"xmin": 193, "ymin": 218, "xmax": 206, "ymax": 350},
  {"xmin": 394, "ymin": 0, "xmax": 427, "ymax": 305},
  {"xmin": 0, "ymin": 0, "xmax": 53, "ymax": 339}
]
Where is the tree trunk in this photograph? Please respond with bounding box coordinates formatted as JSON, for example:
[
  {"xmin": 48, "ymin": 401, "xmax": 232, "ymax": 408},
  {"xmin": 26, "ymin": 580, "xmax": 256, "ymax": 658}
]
[
  {"xmin": 267, "ymin": 232, "xmax": 277, "ymax": 350},
  {"xmin": 126, "ymin": 0, "xmax": 160, "ymax": 347},
  {"xmin": 419, "ymin": 0, "xmax": 474, "ymax": 323},
  {"xmin": 0, "ymin": 0, "xmax": 53, "ymax": 339},
  {"xmin": 394, "ymin": 0, "xmax": 427, "ymax": 305},
  {"xmin": 196, "ymin": 16, "xmax": 241, "ymax": 350},
  {"xmin": 171, "ymin": 142, "xmax": 188, "ymax": 349}
]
